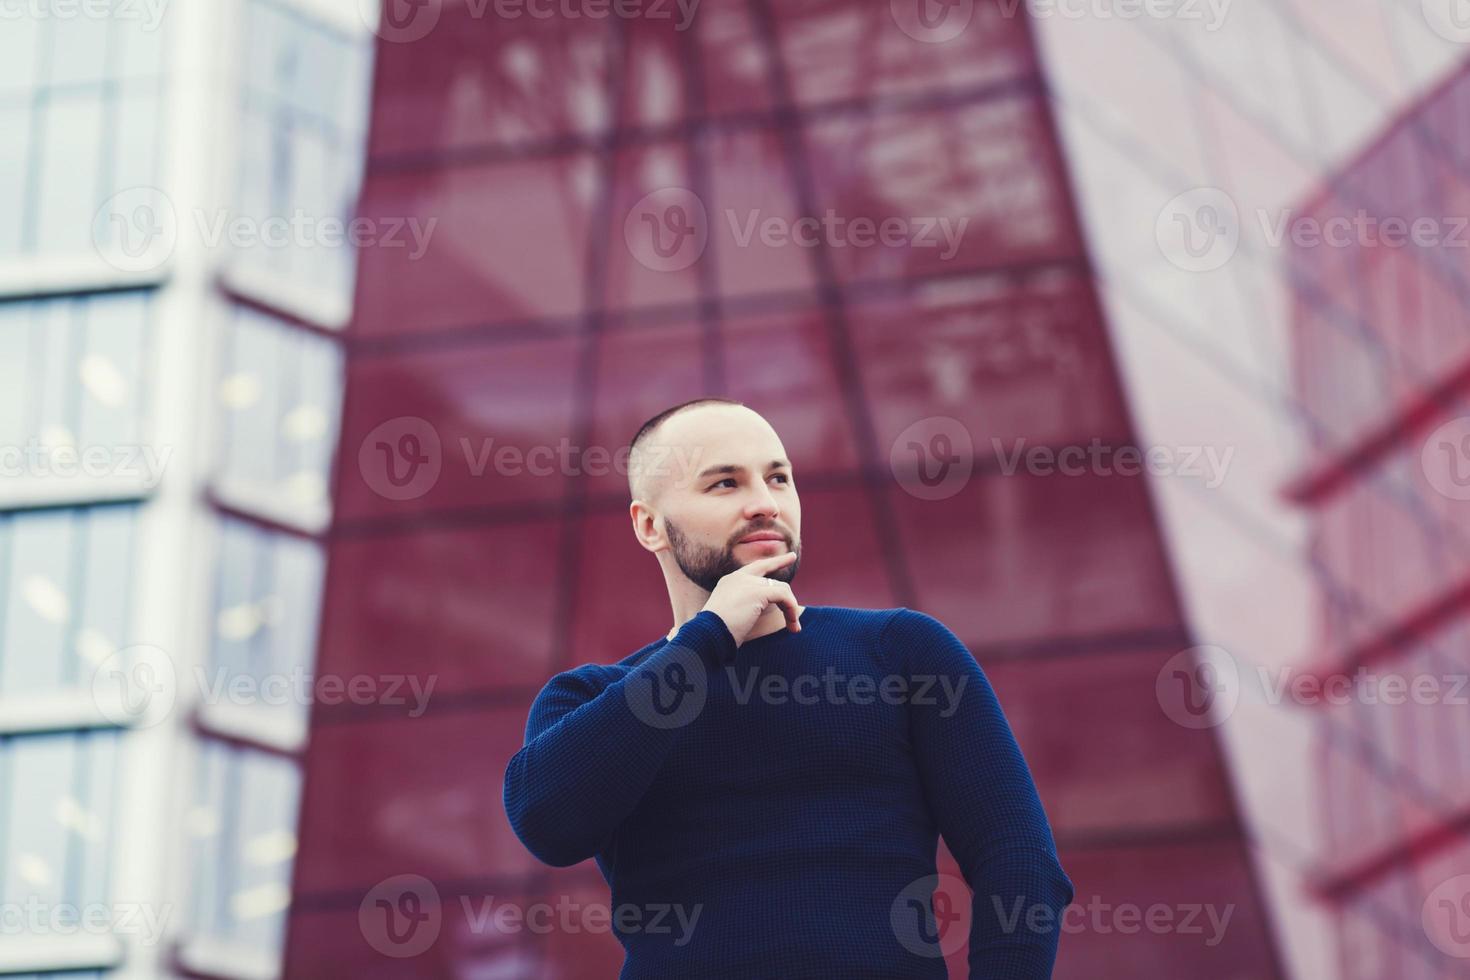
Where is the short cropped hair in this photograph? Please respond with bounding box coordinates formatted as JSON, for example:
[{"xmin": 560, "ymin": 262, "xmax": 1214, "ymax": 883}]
[{"xmin": 627, "ymin": 397, "xmax": 746, "ymax": 502}]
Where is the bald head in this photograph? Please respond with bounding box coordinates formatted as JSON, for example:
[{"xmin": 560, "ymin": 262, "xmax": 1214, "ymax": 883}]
[{"xmin": 627, "ymin": 398, "xmax": 776, "ymax": 505}]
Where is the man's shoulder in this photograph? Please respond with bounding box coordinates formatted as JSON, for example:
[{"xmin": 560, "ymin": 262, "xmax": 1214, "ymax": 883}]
[{"xmin": 811, "ymin": 603, "xmax": 914, "ymax": 636}]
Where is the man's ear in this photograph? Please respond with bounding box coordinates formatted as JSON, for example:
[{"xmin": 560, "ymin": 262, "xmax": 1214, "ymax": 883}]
[{"xmin": 630, "ymin": 501, "xmax": 665, "ymax": 554}]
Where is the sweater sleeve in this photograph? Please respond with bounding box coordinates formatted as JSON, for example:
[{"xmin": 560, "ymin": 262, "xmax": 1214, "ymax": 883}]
[
  {"xmin": 882, "ymin": 608, "xmax": 1075, "ymax": 978},
  {"xmin": 502, "ymin": 610, "xmax": 737, "ymax": 867}
]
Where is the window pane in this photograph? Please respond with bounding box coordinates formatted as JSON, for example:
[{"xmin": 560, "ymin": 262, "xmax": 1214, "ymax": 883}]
[
  {"xmin": 34, "ymin": 94, "xmax": 105, "ymax": 256},
  {"xmin": 0, "ymin": 505, "xmax": 138, "ymax": 697},
  {"xmin": 115, "ymin": 6, "xmax": 169, "ymax": 81},
  {"xmin": 209, "ymin": 517, "xmax": 326, "ymax": 732},
  {"xmin": 187, "ymin": 743, "xmax": 299, "ymax": 955},
  {"xmin": 294, "ymin": 27, "xmax": 345, "ymax": 122},
  {"xmin": 231, "ymin": 0, "xmax": 375, "ymax": 308},
  {"xmin": 0, "ymin": 303, "xmax": 29, "ymax": 443},
  {"xmin": 0, "ymin": 15, "xmax": 40, "ymax": 95},
  {"xmin": 216, "ymin": 307, "xmax": 343, "ymax": 510},
  {"xmin": 45, "ymin": 15, "xmax": 112, "ymax": 89},
  {"xmin": 0, "ymin": 730, "xmax": 119, "ymax": 912},
  {"xmin": 111, "ymin": 88, "xmax": 163, "ymax": 200},
  {"xmin": 0, "ymin": 511, "xmax": 74, "ymax": 694},
  {"xmin": 4, "ymin": 6, "xmax": 169, "ymax": 262},
  {"xmin": 0, "ymin": 104, "xmax": 33, "ymax": 257},
  {"xmin": 0, "ymin": 293, "xmax": 152, "ymax": 472}
]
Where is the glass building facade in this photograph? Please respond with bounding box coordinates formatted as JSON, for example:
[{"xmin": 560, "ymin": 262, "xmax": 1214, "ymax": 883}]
[
  {"xmin": 294, "ymin": 3, "xmax": 1281, "ymax": 976},
  {"xmin": 0, "ymin": 2, "xmax": 373, "ymax": 977},
  {"xmin": 1285, "ymin": 63, "xmax": 1470, "ymax": 979},
  {"xmin": 1036, "ymin": 3, "xmax": 1469, "ymax": 978},
  {"xmin": 6, "ymin": 1, "xmax": 1469, "ymax": 977}
]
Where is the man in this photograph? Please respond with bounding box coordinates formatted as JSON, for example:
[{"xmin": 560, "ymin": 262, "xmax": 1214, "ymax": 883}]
[{"xmin": 503, "ymin": 398, "xmax": 1074, "ymax": 978}]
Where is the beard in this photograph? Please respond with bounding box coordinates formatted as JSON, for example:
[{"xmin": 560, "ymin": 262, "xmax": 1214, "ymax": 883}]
[{"xmin": 664, "ymin": 516, "xmax": 800, "ymax": 594}]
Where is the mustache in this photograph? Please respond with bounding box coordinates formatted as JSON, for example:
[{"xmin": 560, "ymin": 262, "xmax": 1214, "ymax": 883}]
[{"xmin": 732, "ymin": 526, "xmax": 792, "ymax": 546}]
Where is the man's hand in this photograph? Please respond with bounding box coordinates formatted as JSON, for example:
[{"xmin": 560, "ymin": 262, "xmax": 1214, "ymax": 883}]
[{"xmin": 701, "ymin": 551, "xmax": 801, "ymax": 647}]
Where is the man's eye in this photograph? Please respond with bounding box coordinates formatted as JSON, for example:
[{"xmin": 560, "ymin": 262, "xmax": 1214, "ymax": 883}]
[{"xmin": 709, "ymin": 474, "xmax": 789, "ymax": 490}]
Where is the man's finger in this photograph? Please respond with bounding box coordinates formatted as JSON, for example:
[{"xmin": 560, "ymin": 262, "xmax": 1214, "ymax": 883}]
[
  {"xmin": 740, "ymin": 550, "xmax": 798, "ymax": 575},
  {"xmin": 765, "ymin": 581, "xmax": 800, "ymax": 631}
]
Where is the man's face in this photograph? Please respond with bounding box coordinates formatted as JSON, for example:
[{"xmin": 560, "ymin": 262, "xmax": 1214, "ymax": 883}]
[{"xmin": 651, "ymin": 407, "xmax": 801, "ymax": 593}]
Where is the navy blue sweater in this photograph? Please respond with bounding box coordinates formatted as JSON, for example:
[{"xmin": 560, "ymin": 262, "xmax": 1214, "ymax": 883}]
[{"xmin": 503, "ymin": 605, "xmax": 1074, "ymax": 978}]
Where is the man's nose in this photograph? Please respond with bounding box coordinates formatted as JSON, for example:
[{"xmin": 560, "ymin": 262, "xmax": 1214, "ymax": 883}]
[{"xmin": 746, "ymin": 486, "xmax": 779, "ymax": 520}]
